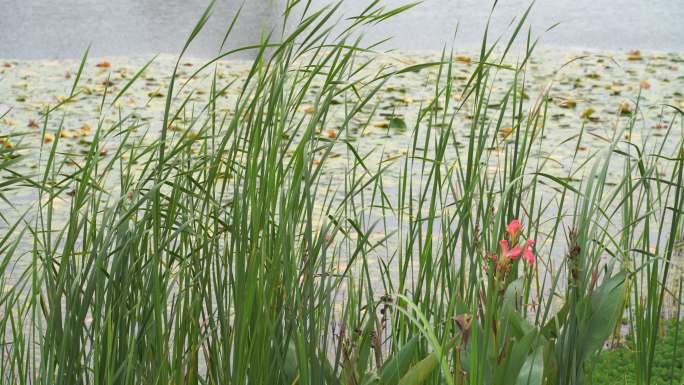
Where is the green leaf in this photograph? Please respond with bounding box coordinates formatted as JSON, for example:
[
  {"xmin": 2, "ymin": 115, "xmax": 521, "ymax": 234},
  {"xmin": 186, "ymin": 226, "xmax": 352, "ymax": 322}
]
[
  {"xmin": 534, "ymin": 172, "xmax": 582, "ymax": 195},
  {"xmin": 354, "ymin": 315, "xmax": 378, "ymax": 379},
  {"xmin": 580, "ymin": 271, "xmax": 627, "ymax": 362},
  {"xmin": 541, "ymin": 302, "xmax": 569, "ymax": 339},
  {"xmin": 380, "ymin": 335, "xmax": 420, "ymax": 385},
  {"xmin": 397, "ymin": 351, "xmax": 440, "ymax": 385},
  {"xmin": 503, "ymin": 278, "xmax": 525, "ymax": 307},
  {"xmin": 496, "ymin": 329, "xmax": 538, "ymax": 384},
  {"xmin": 389, "ymin": 117, "xmax": 407, "ymax": 131},
  {"xmin": 283, "ymin": 340, "xmax": 298, "ymax": 383},
  {"xmin": 361, "ymin": 372, "xmax": 380, "ymax": 385},
  {"xmin": 502, "ymin": 279, "xmax": 535, "ymax": 338},
  {"xmin": 516, "ymin": 345, "xmax": 544, "ymax": 385},
  {"xmin": 312, "ymin": 348, "xmax": 342, "ymax": 385}
]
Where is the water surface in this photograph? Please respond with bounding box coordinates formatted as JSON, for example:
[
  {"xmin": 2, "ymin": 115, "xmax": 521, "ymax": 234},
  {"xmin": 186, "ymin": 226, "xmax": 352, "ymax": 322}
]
[{"xmin": 1, "ymin": 0, "xmax": 683, "ymax": 59}]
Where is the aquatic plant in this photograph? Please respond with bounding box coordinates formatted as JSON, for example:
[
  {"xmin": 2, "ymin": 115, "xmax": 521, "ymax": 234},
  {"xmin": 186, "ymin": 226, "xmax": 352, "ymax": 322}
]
[{"xmin": 0, "ymin": 1, "xmax": 682, "ymax": 385}]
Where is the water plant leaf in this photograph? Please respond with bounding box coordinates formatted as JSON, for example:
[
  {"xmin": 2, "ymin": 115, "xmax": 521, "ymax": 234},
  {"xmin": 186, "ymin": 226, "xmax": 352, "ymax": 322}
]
[
  {"xmin": 351, "ymin": 314, "xmax": 379, "ymax": 381},
  {"xmin": 397, "ymin": 351, "xmax": 439, "ymax": 385},
  {"xmin": 516, "ymin": 345, "xmax": 544, "ymax": 385},
  {"xmin": 312, "ymin": 349, "xmax": 341, "ymax": 385},
  {"xmin": 499, "ymin": 126, "xmax": 515, "ymax": 138},
  {"xmin": 618, "ymin": 100, "xmax": 633, "ymax": 115},
  {"xmin": 580, "ymin": 271, "xmax": 628, "ymax": 362},
  {"xmin": 95, "ymin": 60, "xmax": 111, "ymax": 68},
  {"xmin": 389, "ymin": 117, "xmax": 407, "ymax": 130},
  {"xmin": 455, "ymin": 55, "xmax": 471, "ymax": 64},
  {"xmin": 581, "ymin": 107, "xmax": 596, "ymax": 119},
  {"xmin": 493, "ymin": 327, "xmax": 542, "ymax": 384},
  {"xmin": 541, "ymin": 303, "xmax": 569, "ymax": 339},
  {"xmin": 556, "ymin": 98, "xmax": 577, "ymax": 109},
  {"xmin": 627, "ymin": 50, "xmax": 643, "ymax": 61},
  {"xmin": 283, "ymin": 340, "xmax": 298, "ymax": 383},
  {"xmin": 502, "ymin": 280, "xmax": 535, "ymax": 338},
  {"xmin": 534, "ymin": 172, "xmax": 581, "ymax": 195},
  {"xmin": 380, "ymin": 335, "xmax": 420, "ymax": 385}
]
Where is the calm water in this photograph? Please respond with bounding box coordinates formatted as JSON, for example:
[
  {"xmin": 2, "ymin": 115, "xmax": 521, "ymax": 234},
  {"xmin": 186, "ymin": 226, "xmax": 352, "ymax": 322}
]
[{"xmin": 1, "ymin": 0, "xmax": 684, "ymax": 58}]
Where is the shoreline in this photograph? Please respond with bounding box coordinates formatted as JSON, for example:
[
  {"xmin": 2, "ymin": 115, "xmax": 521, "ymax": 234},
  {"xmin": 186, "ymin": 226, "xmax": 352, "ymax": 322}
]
[{"xmin": 1, "ymin": 44, "xmax": 684, "ymax": 63}]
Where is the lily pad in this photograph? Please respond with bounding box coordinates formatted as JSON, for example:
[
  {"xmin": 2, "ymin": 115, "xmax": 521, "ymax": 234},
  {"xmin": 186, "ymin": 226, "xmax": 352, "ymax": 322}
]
[
  {"xmin": 581, "ymin": 107, "xmax": 596, "ymax": 119},
  {"xmin": 627, "ymin": 50, "xmax": 643, "ymax": 61},
  {"xmin": 389, "ymin": 117, "xmax": 407, "ymax": 130},
  {"xmin": 499, "ymin": 126, "xmax": 514, "ymax": 138},
  {"xmin": 556, "ymin": 98, "xmax": 577, "ymax": 109},
  {"xmin": 618, "ymin": 100, "xmax": 633, "ymax": 115}
]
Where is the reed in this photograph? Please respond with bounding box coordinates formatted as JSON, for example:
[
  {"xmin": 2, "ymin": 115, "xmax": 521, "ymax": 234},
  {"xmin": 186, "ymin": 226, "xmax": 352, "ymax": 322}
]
[{"xmin": 0, "ymin": 1, "xmax": 682, "ymax": 384}]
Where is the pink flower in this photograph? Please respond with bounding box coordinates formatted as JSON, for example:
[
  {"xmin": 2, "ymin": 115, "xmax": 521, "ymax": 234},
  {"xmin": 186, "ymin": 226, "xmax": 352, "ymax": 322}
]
[
  {"xmin": 500, "ymin": 239, "xmax": 522, "ymax": 260},
  {"xmin": 506, "ymin": 219, "xmax": 523, "ymax": 241},
  {"xmin": 522, "ymin": 240, "xmax": 536, "ymax": 265}
]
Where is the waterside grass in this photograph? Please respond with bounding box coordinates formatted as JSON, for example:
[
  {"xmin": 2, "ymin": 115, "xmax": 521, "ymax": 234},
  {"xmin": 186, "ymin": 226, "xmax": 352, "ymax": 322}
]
[{"xmin": 0, "ymin": 1, "xmax": 683, "ymax": 384}]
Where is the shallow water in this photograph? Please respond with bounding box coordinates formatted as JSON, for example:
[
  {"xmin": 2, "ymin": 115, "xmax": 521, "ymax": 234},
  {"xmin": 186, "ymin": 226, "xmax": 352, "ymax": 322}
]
[
  {"xmin": 1, "ymin": 0, "xmax": 684, "ymax": 59},
  {"xmin": 1, "ymin": 48, "xmax": 683, "ymax": 264}
]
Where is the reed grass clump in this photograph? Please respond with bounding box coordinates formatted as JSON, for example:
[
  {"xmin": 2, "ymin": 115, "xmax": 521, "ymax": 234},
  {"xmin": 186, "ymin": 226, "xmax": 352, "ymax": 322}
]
[{"xmin": 0, "ymin": 1, "xmax": 683, "ymax": 384}]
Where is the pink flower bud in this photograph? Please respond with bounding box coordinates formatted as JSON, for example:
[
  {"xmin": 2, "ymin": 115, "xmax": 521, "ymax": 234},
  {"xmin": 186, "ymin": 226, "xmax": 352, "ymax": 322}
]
[
  {"xmin": 506, "ymin": 219, "xmax": 523, "ymax": 240},
  {"xmin": 523, "ymin": 239, "xmax": 536, "ymax": 265}
]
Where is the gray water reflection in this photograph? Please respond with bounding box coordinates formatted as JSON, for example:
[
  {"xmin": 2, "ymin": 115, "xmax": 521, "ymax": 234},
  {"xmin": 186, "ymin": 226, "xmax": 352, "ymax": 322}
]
[{"xmin": 1, "ymin": 0, "xmax": 683, "ymax": 60}]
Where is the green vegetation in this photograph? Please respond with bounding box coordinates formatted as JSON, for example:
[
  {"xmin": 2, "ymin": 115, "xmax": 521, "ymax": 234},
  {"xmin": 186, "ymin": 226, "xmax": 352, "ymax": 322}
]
[
  {"xmin": 590, "ymin": 320, "xmax": 684, "ymax": 384},
  {"xmin": 0, "ymin": 1, "xmax": 683, "ymax": 384}
]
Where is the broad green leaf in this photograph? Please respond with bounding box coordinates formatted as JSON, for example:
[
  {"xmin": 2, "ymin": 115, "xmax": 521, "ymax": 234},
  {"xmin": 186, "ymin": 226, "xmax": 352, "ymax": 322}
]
[
  {"xmin": 541, "ymin": 302, "xmax": 569, "ymax": 339},
  {"xmin": 580, "ymin": 271, "xmax": 627, "ymax": 362},
  {"xmin": 361, "ymin": 372, "xmax": 380, "ymax": 385},
  {"xmin": 354, "ymin": 315, "xmax": 378, "ymax": 379},
  {"xmin": 502, "ymin": 279, "xmax": 535, "ymax": 338},
  {"xmin": 389, "ymin": 117, "xmax": 407, "ymax": 131},
  {"xmin": 283, "ymin": 340, "xmax": 298, "ymax": 383},
  {"xmin": 495, "ymin": 329, "xmax": 537, "ymax": 384},
  {"xmin": 516, "ymin": 345, "xmax": 544, "ymax": 385},
  {"xmin": 380, "ymin": 335, "xmax": 420, "ymax": 385},
  {"xmin": 397, "ymin": 351, "xmax": 439, "ymax": 385},
  {"xmin": 311, "ymin": 348, "xmax": 342, "ymax": 385},
  {"xmin": 503, "ymin": 278, "xmax": 525, "ymax": 307}
]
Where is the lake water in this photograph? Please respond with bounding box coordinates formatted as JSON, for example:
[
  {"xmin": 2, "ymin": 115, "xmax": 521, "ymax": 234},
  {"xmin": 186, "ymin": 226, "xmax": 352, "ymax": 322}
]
[{"xmin": 1, "ymin": 0, "xmax": 683, "ymax": 60}]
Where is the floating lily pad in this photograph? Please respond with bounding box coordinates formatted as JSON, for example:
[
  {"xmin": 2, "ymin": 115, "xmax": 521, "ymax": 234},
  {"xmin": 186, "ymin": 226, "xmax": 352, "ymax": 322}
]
[
  {"xmin": 298, "ymin": 105, "xmax": 315, "ymax": 114},
  {"xmin": 581, "ymin": 107, "xmax": 596, "ymax": 119},
  {"xmin": 499, "ymin": 126, "xmax": 514, "ymax": 138},
  {"xmin": 455, "ymin": 55, "xmax": 471, "ymax": 64},
  {"xmin": 627, "ymin": 50, "xmax": 643, "ymax": 61},
  {"xmin": 618, "ymin": 100, "xmax": 633, "ymax": 115},
  {"xmin": 556, "ymin": 98, "xmax": 577, "ymax": 109},
  {"xmin": 389, "ymin": 117, "xmax": 407, "ymax": 131}
]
